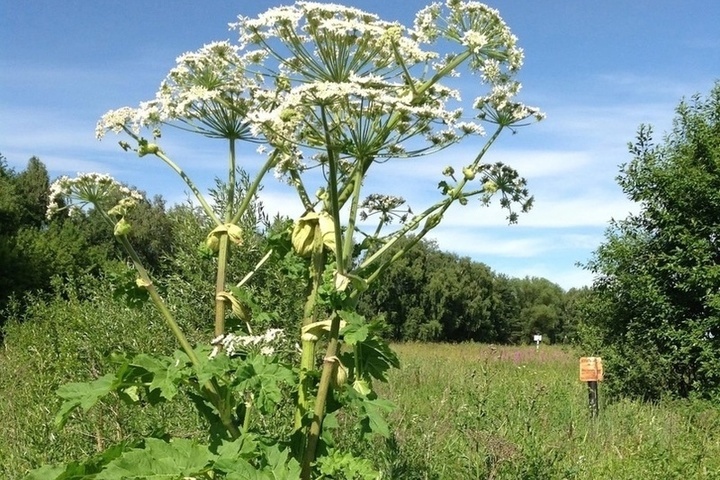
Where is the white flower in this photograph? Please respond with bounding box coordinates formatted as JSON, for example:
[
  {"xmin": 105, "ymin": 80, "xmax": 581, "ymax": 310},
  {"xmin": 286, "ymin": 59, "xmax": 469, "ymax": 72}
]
[
  {"xmin": 209, "ymin": 328, "xmax": 286, "ymax": 357},
  {"xmin": 46, "ymin": 173, "xmax": 144, "ymax": 219}
]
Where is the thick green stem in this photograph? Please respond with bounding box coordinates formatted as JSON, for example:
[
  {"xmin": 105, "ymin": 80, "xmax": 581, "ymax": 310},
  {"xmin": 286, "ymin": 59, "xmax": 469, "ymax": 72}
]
[
  {"xmin": 301, "ymin": 313, "xmax": 342, "ymax": 480},
  {"xmin": 214, "ymin": 235, "xmax": 231, "ymax": 337},
  {"xmin": 295, "ymin": 225, "xmax": 325, "ymax": 430},
  {"xmin": 213, "ymin": 139, "xmax": 237, "ymax": 337},
  {"xmin": 320, "ymin": 105, "xmax": 346, "ymax": 275},
  {"xmin": 295, "ymin": 338, "xmax": 317, "ymax": 431}
]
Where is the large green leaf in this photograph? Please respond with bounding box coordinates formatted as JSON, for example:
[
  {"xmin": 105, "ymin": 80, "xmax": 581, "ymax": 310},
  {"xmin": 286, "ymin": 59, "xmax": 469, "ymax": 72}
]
[
  {"xmin": 96, "ymin": 438, "xmax": 215, "ymax": 479},
  {"xmin": 234, "ymin": 354, "xmax": 296, "ymax": 413},
  {"xmin": 54, "ymin": 373, "xmax": 117, "ymax": 428},
  {"xmin": 130, "ymin": 353, "xmax": 189, "ymax": 401},
  {"xmin": 24, "ymin": 465, "xmax": 65, "ymax": 480}
]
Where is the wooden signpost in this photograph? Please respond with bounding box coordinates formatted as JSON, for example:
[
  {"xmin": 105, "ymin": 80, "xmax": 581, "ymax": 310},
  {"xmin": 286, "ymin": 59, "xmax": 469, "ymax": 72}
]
[{"xmin": 579, "ymin": 357, "xmax": 603, "ymax": 417}]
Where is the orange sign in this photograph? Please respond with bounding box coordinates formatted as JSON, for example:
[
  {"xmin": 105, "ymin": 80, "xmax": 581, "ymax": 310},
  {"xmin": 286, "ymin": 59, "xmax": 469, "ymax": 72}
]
[{"xmin": 579, "ymin": 357, "xmax": 604, "ymax": 382}]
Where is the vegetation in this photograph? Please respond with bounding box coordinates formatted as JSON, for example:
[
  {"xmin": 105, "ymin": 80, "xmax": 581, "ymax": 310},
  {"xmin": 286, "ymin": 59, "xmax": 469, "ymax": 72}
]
[
  {"xmin": 2, "ymin": 1, "xmax": 718, "ymax": 477},
  {"xmin": 373, "ymin": 343, "xmax": 720, "ymax": 479},
  {"xmin": 3, "ymin": 2, "xmax": 548, "ymax": 478},
  {"xmin": 358, "ymin": 239, "xmax": 577, "ymax": 344},
  {"xmin": 4, "ymin": 332, "xmax": 719, "ymax": 478},
  {"xmin": 581, "ymin": 82, "xmax": 720, "ymax": 401}
]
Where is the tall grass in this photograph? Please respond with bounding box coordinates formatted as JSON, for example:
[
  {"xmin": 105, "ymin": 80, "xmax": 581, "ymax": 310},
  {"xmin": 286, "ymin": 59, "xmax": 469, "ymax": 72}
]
[
  {"xmin": 367, "ymin": 343, "xmax": 720, "ymax": 479},
  {"xmin": 3, "ymin": 308, "xmax": 719, "ymax": 479},
  {"xmin": 0, "ymin": 283, "xmax": 208, "ymax": 479}
]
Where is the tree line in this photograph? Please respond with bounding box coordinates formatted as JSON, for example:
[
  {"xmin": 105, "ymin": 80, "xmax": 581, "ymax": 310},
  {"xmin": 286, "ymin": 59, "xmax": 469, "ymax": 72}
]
[{"xmin": 0, "ymin": 153, "xmax": 579, "ymax": 344}]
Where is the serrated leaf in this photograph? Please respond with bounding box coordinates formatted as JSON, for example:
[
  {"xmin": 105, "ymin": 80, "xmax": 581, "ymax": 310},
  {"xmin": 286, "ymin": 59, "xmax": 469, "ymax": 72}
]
[
  {"xmin": 342, "ymin": 324, "xmax": 369, "ymax": 345},
  {"xmin": 353, "ymin": 379, "xmax": 372, "ymax": 396},
  {"xmin": 361, "ymin": 398, "xmax": 395, "ymax": 438},
  {"xmin": 234, "ymin": 355, "xmax": 296, "ymax": 414},
  {"xmin": 215, "ymin": 435, "xmax": 261, "ymax": 473},
  {"xmin": 96, "ymin": 438, "xmax": 215, "ymax": 479},
  {"xmin": 357, "ymin": 336, "xmax": 400, "ymax": 383},
  {"xmin": 55, "ymin": 373, "xmax": 117, "ymax": 428},
  {"xmin": 130, "ymin": 354, "xmax": 187, "ymax": 401},
  {"xmin": 265, "ymin": 444, "xmax": 302, "ymax": 480}
]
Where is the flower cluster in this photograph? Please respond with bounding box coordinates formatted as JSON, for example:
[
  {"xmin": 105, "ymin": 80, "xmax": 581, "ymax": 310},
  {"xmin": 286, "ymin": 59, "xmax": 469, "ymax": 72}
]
[
  {"xmin": 210, "ymin": 328, "xmax": 285, "ymax": 358},
  {"xmin": 46, "ymin": 173, "xmax": 144, "ymax": 219},
  {"xmin": 359, "ymin": 194, "xmax": 411, "ymax": 224},
  {"xmin": 97, "ymin": 42, "xmax": 265, "ymax": 141},
  {"xmin": 96, "ymin": 1, "xmax": 542, "ymax": 183}
]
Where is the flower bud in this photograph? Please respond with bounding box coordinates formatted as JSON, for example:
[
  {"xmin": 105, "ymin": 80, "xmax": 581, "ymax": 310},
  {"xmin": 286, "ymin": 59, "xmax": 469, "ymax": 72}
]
[
  {"xmin": 137, "ymin": 142, "xmax": 159, "ymax": 157},
  {"xmin": 483, "ymin": 180, "xmax": 499, "ymax": 194},
  {"xmin": 114, "ymin": 217, "xmax": 131, "ymax": 237},
  {"xmin": 291, "ymin": 212, "xmax": 319, "ymax": 257},
  {"xmin": 226, "ymin": 223, "xmax": 244, "ymax": 246},
  {"xmin": 318, "ymin": 211, "xmax": 336, "ymax": 254},
  {"xmin": 462, "ymin": 166, "xmax": 476, "ymax": 181},
  {"xmin": 206, "ymin": 234, "xmax": 220, "ymax": 253},
  {"xmin": 332, "ymin": 363, "xmax": 348, "ymax": 389}
]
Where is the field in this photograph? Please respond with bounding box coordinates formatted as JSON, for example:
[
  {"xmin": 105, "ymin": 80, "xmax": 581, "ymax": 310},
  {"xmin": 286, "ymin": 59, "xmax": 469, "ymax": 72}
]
[
  {"xmin": 3, "ymin": 332, "xmax": 720, "ymax": 479},
  {"xmin": 366, "ymin": 343, "xmax": 720, "ymax": 479}
]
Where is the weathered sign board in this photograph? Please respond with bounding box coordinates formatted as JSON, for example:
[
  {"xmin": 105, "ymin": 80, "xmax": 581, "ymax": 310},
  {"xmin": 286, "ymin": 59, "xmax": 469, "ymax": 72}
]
[{"xmin": 579, "ymin": 356, "xmax": 604, "ymax": 382}]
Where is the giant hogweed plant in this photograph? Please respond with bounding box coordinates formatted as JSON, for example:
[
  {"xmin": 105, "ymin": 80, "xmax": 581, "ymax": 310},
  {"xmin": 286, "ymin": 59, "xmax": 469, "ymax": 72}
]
[{"xmin": 30, "ymin": 2, "xmax": 542, "ymax": 478}]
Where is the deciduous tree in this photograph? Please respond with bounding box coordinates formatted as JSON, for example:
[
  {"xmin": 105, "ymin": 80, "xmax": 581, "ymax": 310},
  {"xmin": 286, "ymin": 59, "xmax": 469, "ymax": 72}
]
[{"xmin": 583, "ymin": 82, "xmax": 720, "ymax": 400}]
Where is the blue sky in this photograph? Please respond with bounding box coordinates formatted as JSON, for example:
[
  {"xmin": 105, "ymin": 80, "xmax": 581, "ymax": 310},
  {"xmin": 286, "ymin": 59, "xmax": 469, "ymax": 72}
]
[{"xmin": 1, "ymin": 1, "xmax": 719, "ymax": 290}]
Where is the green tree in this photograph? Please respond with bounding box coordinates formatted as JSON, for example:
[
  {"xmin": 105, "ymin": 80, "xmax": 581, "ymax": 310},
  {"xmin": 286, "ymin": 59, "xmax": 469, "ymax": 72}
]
[
  {"xmin": 582, "ymin": 82, "xmax": 720, "ymax": 400},
  {"xmin": 514, "ymin": 277, "xmax": 566, "ymax": 343},
  {"xmin": 15, "ymin": 156, "xmax": 50, "ymax": 227},
  {"xmin": 489, "ymin": 274, "xmax": 522, "ymax": 343},
  {"xmin": 359, "ymin": 238, "xmax": 501, "ymax": 342}
]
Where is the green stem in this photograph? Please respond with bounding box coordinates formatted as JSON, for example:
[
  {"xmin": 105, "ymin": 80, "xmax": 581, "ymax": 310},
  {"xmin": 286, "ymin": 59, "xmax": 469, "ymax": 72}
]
[
  {"xmin": 320, "ymin": 105, "xmax": 346, "ymax": 275},
  {"xmin": 295, "ymin": 338, "xmax": 317, "ymax": 431},
  {"xmin": 152, "ymin": 149, "xmax": 222, "ymax": 227},
  {"xmin": 230, "ymin": 150, "xmax": 278, "ymax": 225},
  {"xmin": 289, "ymin": 168, "xmax": 315, "ymax": 211},
  {"xmin": 106, "ymin": 218, "xmax": 239, "ymax": 439},
  {"xmin": 213, "ymin": 139, "xmax": 238, "ymax": 338},
  {"xmin": 118, "ymin": 235, "xmax": 197, "ymax": 363},
  {"xmin": 236, "ymin": 249, "xmax": 273, "ymax": 288},
  {"xmin": 301, "ymin": 312, "xmax": 342, "ymax": 480},
  {"xmin": 214, "ymin": 235, "xmax": 231, "ymax": 337},
  {"xmin": 227, "ymin": 139, "xmax": 236, "ymax": 222},
  {"xmin": 342, "ymin": 165, "xmax": 364, "ymax": 271},
  {"xmin": 242, "ymin": 399, "xmax": 253, "ymax": 434},
  {"xmin": 357, "ymin": 125, "xmax": 505, "ymax": 275},
  {"xmin": 295, "ymin": 224, "xmax": 325, "ymax": 430}
]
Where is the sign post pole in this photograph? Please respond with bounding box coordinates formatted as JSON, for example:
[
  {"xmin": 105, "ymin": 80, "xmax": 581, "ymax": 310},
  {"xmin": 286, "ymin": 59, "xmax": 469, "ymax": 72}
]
[
  {"xmin": 579, "ymin": 357, "xmax": 603, "ymax": 418},
  {"xmin": 587, "ymin": 381, "xmax": 599, "ymax": 417}
]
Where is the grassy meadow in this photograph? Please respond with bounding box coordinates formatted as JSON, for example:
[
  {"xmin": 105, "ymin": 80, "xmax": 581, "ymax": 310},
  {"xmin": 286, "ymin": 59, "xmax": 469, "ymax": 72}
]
[
  {"xmin": 3, "ymin": 322, "xmax": 720, "ymax": 479},
  {"xmin": 364, "ymin": 343, "xmax": 720, "ymax": 479}
]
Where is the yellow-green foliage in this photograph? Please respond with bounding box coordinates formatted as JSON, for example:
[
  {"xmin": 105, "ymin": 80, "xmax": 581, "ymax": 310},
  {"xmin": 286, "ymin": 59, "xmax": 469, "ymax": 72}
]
[{"xmin": 368, "ymin": 343, "xmax": 720, "ymax": 479}]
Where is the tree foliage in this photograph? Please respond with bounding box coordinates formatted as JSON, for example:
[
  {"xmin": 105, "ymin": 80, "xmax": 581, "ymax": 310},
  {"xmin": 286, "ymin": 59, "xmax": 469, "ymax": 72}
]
[
  {"xmin": 582, "ymin": 82, "xmax": 720, "ymax": 400},
  {"xmin": 358, "ymin": 238, "xmax": 570, "ymax": 343}
]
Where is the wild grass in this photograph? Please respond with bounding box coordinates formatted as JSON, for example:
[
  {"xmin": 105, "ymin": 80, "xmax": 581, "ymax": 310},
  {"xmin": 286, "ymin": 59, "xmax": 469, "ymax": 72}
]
[
  {"xmin": 3, "ymin": 308, "xmax": 719, "ymax": 479},
  {"xmin": 367, "ymin": 343, "xmax": 720, "ymax": 479}
]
